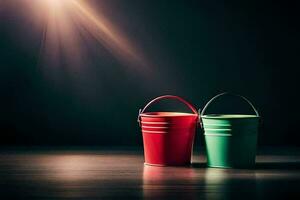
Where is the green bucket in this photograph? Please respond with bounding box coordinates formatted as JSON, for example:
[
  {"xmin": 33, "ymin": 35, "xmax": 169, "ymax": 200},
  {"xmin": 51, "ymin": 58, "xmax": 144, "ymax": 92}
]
[{"xmin": 200, "ymin": 92, "xmax": 260, "ymax": 169}]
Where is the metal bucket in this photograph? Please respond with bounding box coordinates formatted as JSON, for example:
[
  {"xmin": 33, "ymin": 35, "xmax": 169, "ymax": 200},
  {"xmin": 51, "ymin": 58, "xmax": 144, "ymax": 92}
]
[
  {"xmin": 138, "ymin": 95, "xmax": 199, "ymax": 166},
  {"xmin": 200, "ymin": 92, "xmax": 260, "ymax": 168}
]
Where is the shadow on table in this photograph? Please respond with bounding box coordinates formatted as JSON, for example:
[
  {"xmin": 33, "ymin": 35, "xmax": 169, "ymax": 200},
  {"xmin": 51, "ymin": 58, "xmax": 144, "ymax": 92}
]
[
  {"xmin": 256, "ymin": 161, "xmax": 300, "ymax": 170},
  {"xmin": 191, "ymin": 161, "xmax": 300, "ymax": 170},
  {"xmin": 191, "ymin": 162, "xmax": 207, "ymax": 168}
]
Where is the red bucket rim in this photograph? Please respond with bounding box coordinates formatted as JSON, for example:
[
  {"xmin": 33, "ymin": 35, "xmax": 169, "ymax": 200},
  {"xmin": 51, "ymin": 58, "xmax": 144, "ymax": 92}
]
[
  {"xmin": 140, "ymin": 112, "xmax": 198, "ymax": 118},
  {"xmin": 141, "ymin": 130, "xmax": 170, "ymax": 134},
  {"xmin": 141, "ymin": 121, "xmax": 170, "ymax": 125},
  {"xmin": 142, "ymin": 125, "xmax": 192, "ymax": 129}
]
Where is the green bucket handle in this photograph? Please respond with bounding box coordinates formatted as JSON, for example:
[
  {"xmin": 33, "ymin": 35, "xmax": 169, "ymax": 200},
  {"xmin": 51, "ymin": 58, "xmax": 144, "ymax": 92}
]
[
  {"xmin": 199, "ymin": 92, "xmax": 260, "ymax": 127},
  {"xmin": 137, "ymin": 95, "xmax": 199, "ymax": 127}
]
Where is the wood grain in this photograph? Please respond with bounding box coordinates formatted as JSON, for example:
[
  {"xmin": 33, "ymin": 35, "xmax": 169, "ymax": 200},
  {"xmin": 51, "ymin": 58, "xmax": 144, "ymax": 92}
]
[{"xmin": 1, "ymin": 148, "xmax": 300, "ymax": 199}]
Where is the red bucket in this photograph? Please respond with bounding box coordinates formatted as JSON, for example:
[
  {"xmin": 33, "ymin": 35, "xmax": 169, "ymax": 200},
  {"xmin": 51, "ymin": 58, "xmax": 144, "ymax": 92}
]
[{"xmin": 138, "ymin": 95, "xmax": 199, "ymax": 166}]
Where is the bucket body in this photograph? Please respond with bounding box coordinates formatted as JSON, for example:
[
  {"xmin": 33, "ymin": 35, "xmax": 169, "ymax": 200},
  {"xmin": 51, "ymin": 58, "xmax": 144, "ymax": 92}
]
[
  {"xmin": 203, "ymin": 115, "xmax": 259, "ymax": 168},
  {"xmin": 138, "ymin": 96, "xmax": 199, "ymax": 166},
  {"xmin": 141, "ymin": 112, "xmax": 197, "ymax": 166},
  {"xmin": 201, "ymin": 93, "xmax": 260, "ymax": 169}
]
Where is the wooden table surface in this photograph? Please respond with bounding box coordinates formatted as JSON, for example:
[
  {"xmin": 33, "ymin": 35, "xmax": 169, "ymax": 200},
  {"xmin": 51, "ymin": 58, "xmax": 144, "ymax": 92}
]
[{"xmin": 1, "ymin": 148, "xmax": 300, "ymax": 199}]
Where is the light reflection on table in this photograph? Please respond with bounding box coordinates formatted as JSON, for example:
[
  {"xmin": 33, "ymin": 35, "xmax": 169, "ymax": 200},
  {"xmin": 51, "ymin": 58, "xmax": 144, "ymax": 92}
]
[{"xmin": 0, "ymin": 149, "xmax": 300, "ymax": 199}]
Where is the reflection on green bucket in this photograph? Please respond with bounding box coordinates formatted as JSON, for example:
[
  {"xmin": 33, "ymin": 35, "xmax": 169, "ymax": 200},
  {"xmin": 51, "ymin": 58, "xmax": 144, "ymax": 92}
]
[{"xmin": 201, "ymin": 93, "xmax": 260, "ymax": 169}]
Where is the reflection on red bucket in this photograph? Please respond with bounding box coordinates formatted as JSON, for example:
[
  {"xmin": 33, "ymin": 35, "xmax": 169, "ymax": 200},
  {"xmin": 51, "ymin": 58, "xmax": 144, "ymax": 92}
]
[{"xmin": 138, "ymin": 95, "xmax": 199, "ymax": 166}]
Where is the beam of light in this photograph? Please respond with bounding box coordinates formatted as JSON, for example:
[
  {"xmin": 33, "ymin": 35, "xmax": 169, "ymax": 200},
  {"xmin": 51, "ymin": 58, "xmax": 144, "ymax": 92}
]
[
  {"xmin": 70, "ymin": 0, "xmax": 145, "ymax": 67},
  {"xmin": 29, "ymin": 0, "xmax": 148, "ymax": 70},
  {"xmin": 2, "ymin": 0, "xmax": 182, "ymax": 97}
]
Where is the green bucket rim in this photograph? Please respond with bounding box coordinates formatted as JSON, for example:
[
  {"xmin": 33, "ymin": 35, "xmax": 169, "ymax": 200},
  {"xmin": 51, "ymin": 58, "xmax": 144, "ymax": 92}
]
[{"xmin": 202, "ymin": 114, "xmax": 260, "ymax": 119}]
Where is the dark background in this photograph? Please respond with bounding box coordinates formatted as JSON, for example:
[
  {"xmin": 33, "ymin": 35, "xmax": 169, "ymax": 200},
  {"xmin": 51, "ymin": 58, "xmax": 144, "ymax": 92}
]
[{"xmin": 0, "ymin": 0, "xmax": 299, "ymax": 146}]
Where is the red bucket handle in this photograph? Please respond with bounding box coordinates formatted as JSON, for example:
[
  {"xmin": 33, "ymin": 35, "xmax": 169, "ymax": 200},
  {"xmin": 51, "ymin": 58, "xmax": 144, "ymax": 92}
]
[{"xmin": 137, "ymin": 95, "xmax": 199, "ymax": 126}]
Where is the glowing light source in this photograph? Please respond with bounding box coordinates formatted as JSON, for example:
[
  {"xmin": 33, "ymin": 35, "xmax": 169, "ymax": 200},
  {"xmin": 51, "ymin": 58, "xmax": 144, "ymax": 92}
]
[
  {"xmin": 26, "ymin": 0, "xmax": 147, "ymax": 69},
  {"xmin": 45, "ymin": 0, "xmax": 62, "ymax": 8},
  {"xmin": 3, "ymin": 0, "xmax": 179, "ymax": 94}
]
